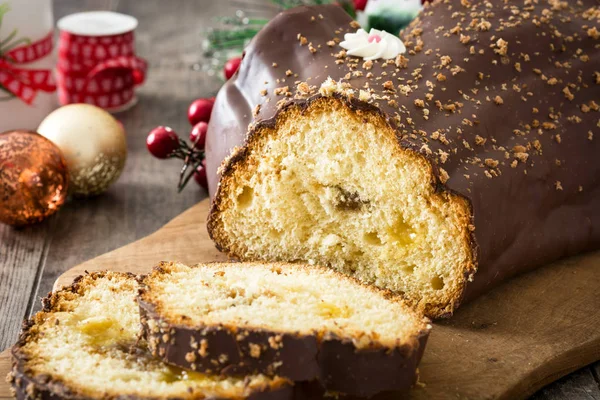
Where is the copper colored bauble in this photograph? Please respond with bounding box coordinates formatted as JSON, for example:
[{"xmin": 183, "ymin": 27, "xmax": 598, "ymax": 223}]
[
  {"xmin": 0, "ymin": 130, "xmax": 69, "ymax": 227},
  {"xmin": 37, "ymin": 104, "xmax": 127, "ymax": 197}
]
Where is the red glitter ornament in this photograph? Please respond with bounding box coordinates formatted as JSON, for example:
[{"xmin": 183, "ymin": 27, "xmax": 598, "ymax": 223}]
[{"xmin": 0, "ymin": 130, "xmax": 69, "ymax": 227}]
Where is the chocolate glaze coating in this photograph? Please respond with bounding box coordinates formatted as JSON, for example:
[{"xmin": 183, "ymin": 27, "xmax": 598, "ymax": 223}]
[
  {"xmin": 139, "ymin": 308, "xmax": 427, "ymax": 398},
  {"xmin": 205, "ymin": 1, "xmax": 600, "ymax": 306},
  {"xmin": 138, "ymin": 300, "xmax": 321, "ymax": 382}
]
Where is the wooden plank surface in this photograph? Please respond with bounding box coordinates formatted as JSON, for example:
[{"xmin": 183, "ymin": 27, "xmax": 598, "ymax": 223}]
[
  {"xmin": 0, "ymin": 1, "xmax": 598, "ymax": 399},
  {"xmin": 1, "ymin": 199, "xmax": 600, "ymax": 399}
]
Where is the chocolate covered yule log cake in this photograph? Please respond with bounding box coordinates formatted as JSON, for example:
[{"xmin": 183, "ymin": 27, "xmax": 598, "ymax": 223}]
[{"xmin": 206, "ymin": 1, "xmax": 600, "ymax": 318}]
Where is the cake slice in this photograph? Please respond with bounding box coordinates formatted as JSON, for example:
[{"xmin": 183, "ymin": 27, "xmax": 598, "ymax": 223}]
[
  {"xmin": 9, "ymin": 271, "xmax": 294, "ymax": 400},
  {"xmin": 138, "ymin": 261, "xmax": 431, "ymax": 398}
]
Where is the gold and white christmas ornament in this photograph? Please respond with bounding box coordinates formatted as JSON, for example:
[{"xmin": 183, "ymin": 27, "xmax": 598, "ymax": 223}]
[{"xmin": 37, "ymin": 104, "xmax": 127, "ymax": 196}]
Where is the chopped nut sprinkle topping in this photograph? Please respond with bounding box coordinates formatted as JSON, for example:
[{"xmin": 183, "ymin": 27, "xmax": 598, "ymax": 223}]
[
  {"xmin": 485, "ymin": 159, "xmax": 499, "ymax": 168},
  {"xmin": 494, "ymin": 38, "xmax": 509, "ymax": 56},
  {"xmin": 555, "ymin": 181, "xmax": 563, "ymax": 191}
]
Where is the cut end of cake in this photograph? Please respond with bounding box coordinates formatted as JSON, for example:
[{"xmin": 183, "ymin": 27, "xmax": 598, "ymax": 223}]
[
  {"xmin": 11, "ymin": 271, "xmax": 291, "ymax": 400},
  {"xmin": 139, "ymin": 261, "xmax": 430, "ymax": 397},
  {"xmin": 140, "ymin": 261, "xmax": 429, "ymax": 349},
  {"xmin": 208, "ymin": 96, "xmax": 476, "ymax": 318}
]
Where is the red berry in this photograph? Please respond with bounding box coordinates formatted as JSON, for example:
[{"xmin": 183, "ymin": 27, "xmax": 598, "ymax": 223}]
[
  {"xmin": 194, "ymin": 163, "xmax": 208, "ymax": 191},
  {"xmin": 146, "ymin": 126, "xmax": 180, "ymax": 159},
  {"xmin": 188, "ymin": 98, "xmax": 214, "ymax": 126},
  {"xmin": 132, "ymin": 69, "xmax": 145, "ymax": 85},
  {"xmin": 224, "ymin": 57, "xmax": 242, "ymax": 80},
  {"xmin": 189, "ymin": 122, "xmax": 208, "ymax": 149},
  {"xmin": 354, "ymin": 0, "xmax": 368, "ymax": 11}
]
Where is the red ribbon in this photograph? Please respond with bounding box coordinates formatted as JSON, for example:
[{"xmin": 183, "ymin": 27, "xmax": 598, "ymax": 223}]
[
  {"xmin": 56, "ymin": 30, "xmax": 147, "ymax": 110},
  {"xmin": 0, "ymin": 32, "xmax": 56, "ymax": 105}
]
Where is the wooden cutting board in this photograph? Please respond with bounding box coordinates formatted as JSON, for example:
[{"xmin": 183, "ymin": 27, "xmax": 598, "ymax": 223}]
[{"xmin": 1, "ymin": 198, "xmax": 599, "ymax": 400}]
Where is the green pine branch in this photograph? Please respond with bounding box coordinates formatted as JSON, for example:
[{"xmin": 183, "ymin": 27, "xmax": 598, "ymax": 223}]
[
  {"xmin": 0, "ymin": 3, "xmax": 10, "ymax": 29},
  {"xmin": 203, "ymin": 0, "xmax": 355, "ymax": 78},
  {"xmin": 0, "ymin": 2, "xmax": 31, "ymax": 95}
]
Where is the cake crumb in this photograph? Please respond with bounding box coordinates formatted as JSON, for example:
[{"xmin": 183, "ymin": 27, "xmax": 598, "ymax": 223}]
[
  {"xmin": 185, "ymin": 352, "xmax": 197, "ymax": 363},
  {"xmin": 438, "ymin": 150, "xmax": 449, "ymax": 163},
  {"xmin": 477, "ymin": 19, "xmax": 492, "ymax": 31},
  {"xmin": 440, "ymin": 55, "xmax": 452, "ymax": 67},
  {"xmin": 555, "ymin": 181, "xmax": 563, "ymax": 191},
  {"xmin": 484, "ymin": 158, "xmax": 499, "ymax": 168},
  {"xmin": 514, "ymin": 62, "xmax": 522, "ymax": 72},
  {"xmin": 493, "ymin": 95, "xmax": 504, "ymax": 105},
  {"xmin": 249, "ymin": 343, "xmax": 261, "ymax": 358},
  {"xmin": 494, "ymin": 38, "xmax": 508, "ymax": 56},
  {"xmin": 319, "ymin": 77, "xmax": 337, "ymax": 96},
  {"xmin": 359, "ymin": 90, "xmax": 371, "ymax": 101},
  {"xmin": 274, "ymin": 86, "xmax": 290, "ymax": 96},
  {"xmin": 297, "ymin": 82, "xmax": 310, "ymax": 95},
  {"xmin": 562, "ymin": 86, "xmax": 574, "ymax": 101},
  {"xmin": 199, "ymin": 339, "xmax": 208, "ymax": 357},
  {"xmin": 439, "ymin": 168, "xmax": 450, "ymax": 183},
  {"xmin": 395, "ymin": 55, "xmax": 409, "ymax": 68},
  {"xmin": 383, "ymin": 81, "xmax": 395, "ymax": 91},
  {"xmin": 268, "ymin": 335, "xmax": 283, "ymax": 350}
]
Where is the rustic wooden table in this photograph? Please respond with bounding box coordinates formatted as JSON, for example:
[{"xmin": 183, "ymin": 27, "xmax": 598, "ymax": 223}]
[{"xmin": 0, "ymin": 1, "xmax": 598, "ymax": 399}]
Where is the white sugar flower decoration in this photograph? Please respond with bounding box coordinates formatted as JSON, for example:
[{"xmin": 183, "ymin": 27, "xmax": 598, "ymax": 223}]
[{"xmin": 340, "ymin": 28, "xmax": 406, "ymax": 61}]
